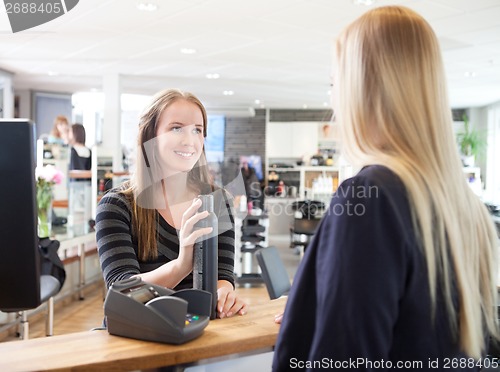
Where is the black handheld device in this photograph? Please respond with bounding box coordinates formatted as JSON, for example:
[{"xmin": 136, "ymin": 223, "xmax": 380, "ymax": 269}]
[{"xmin": 193, "ymin": 194, "xmax": 218, "ymax": 319}]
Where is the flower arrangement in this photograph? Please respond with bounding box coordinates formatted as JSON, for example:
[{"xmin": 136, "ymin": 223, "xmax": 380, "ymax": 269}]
[{"xmin": 36, "ymin": 165, "xmax": 64, "ymax": 237}]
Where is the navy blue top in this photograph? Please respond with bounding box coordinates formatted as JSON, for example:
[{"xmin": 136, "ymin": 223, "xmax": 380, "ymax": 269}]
[{"xmin": 273, "ymin": 165, "xmax": 479, "ymax": 371}]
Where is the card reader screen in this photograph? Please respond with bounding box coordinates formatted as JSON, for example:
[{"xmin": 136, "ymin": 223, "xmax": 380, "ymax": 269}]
[{"xmin": 121, "ymin": 285, "xmax": 159, "ymax": 304}]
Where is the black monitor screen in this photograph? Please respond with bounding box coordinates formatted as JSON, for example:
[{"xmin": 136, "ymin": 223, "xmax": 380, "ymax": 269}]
[{"xmin": 0, "ymin": 119, "xmax": 41, "ymax": 311}]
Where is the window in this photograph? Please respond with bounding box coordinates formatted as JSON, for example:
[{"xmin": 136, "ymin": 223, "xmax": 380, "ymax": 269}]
[{"xmin": 485, "ymin": 103, "xmax": 500, "ymax": 204}]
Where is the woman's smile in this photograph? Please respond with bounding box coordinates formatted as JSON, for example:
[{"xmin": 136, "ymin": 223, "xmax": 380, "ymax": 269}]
[{"xmin": 174, "ymin": 150, "xmax": 195, "ymax": 158}]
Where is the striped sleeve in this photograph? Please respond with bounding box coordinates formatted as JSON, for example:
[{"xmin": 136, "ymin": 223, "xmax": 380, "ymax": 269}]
[
  {"xmin": 216, "ymin": 190, "xmax": 236, "ymax": 288},
  {"xmin": 95, "ymin": 191, "xmax": 140, "ymax": 288},
  {"xmin": 218, "ymin": 226, "xmax": 236, "ymax": 287}
]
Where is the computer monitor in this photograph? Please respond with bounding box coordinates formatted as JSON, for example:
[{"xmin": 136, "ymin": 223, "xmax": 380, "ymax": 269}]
[{"xmin": 0, "ymin": 119, "xmax": 41, "ymax": 311}]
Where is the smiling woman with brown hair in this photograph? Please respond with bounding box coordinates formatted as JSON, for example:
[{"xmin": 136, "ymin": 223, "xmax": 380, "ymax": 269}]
[{"xmin": 96, "ymin": 89, "xmax": 247, "ymax": 319}]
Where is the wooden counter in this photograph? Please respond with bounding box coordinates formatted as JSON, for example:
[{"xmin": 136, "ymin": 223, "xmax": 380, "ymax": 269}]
[{"xmin": 0, "ymin": 296, "xmax": 286, "ymax": 371}]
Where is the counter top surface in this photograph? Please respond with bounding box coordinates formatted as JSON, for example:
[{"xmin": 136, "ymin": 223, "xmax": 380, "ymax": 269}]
[{"xmin": 0, "ymin": 296, "xmax": 286, "ymax": 372}]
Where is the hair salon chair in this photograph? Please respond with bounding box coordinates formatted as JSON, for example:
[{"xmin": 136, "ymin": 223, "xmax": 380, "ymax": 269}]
[
  {"xmin": 17, "ymin": 275, "xmax": 61, "ymax": 339},
  {"xmin": 289, "ymin": 200, "xmax": 325, "ymax": 255}
]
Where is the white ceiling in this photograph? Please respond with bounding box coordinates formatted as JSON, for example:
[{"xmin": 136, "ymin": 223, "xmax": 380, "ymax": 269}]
[{"xmin": 1, "ymin": 0, "xmax": 500, "ymax": 110}]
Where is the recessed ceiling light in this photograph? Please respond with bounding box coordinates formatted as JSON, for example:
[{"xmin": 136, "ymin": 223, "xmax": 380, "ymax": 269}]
[
  {"xmin": 326, "ymin": 90, "xmax": 331, "ymax": 96},
  {"xmin": 180, "ymin": 48, "xmax": 196, "ymax": 54},
  {"xmin": 353, "ymin": 0, "xmax": 376, "ymax": 5},
  {"xmin": 137, "ymin": 3, "xmax": 157, "ymax": 11},
  {"xmin": 464, "ymin": 71, "xmax": 477, "ymax": 78},
  {"xmin": 47, "ymin": 71, "xmax": 59, "ymax": 76},
  {"xmin": 254, "ymin": 99, "xmax": 261, "ymax": 105},
  {"xmin": 303, "ymin": 104, "xmax": 308, "ymax": 109},
  {"xmin": 223, "ymin": 90, "xmax": 234, "ymax": 96},
  {"xmin": 206, "ymin": 73, "xmax": 220, "ymax": 79},
  {"xmin": 323, "ymin": 102, "xmax": 329, "ymax": 107}
]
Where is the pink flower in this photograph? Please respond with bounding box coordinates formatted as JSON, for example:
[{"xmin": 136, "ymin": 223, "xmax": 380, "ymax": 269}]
[{"xmin": 36, "ymin": 165, "xmax": 64, "ymax": 185}]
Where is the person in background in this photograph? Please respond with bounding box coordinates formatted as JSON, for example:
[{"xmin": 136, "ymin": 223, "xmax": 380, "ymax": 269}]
[
  {"xmin": 67, "ymin": 123, "xmax": 92, "ymax": 229},
  {"xmin": 95, "ymin": 89, "xmax": 246, "ymax": 319},
  {"xmin": 69, "ymin": 123, "xmax": 91, "ymax": 172},
  {"xmin": 273, "ymin": 6, "xmax": 498, "ymax": 371},
  {"xmin": 241, "ymin": 160, "xmax": 261, "ymax": 208},
  {"xmin": 48, "ymin": 115, "xmax": 70, "ymax": 145}
]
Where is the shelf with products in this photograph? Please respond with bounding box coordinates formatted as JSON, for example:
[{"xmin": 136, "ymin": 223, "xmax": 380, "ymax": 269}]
[
  {"xmin": 266, "ymin": 167, "xmax": 300, "ymax": 198},
  {"xmin": 266, "ymin": 165, "xmax": 340, "ymax": 201}
]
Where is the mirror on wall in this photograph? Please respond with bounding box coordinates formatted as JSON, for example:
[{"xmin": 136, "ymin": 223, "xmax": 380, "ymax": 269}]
[{"xmin": 33, "ymin": 91, "xmax": 73, "ymax": 140}]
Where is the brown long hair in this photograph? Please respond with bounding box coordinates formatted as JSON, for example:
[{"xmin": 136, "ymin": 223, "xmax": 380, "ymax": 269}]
[
  {"xmin": 122, "ymin": 89, "xmax": 213, "ymax": 260},
  {"xmin": 71, "ymin": 123, "xmax": 86, "ymax": 145}
]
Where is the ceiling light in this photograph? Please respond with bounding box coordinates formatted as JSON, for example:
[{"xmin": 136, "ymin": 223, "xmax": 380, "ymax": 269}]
[
  {"xmin": 206, "ymin": 73, "xmax": 220, "ymax": 79},
  {"xmin": 223, "ymin": 90, "xmax": 234, "ymax": 96},
  {"xmin": 323, "ymin": 102, "xmax": 329, "ymax": 107},
  {"xmin": 464, "ymin": 71, "xmax": 477, "ymax": 78},
  {"xmin": 353, "ymin": 0, "xmax": 376, "ymax": 5},
  {"xmin": 180, "ymin": 48, "xmax": 196, "ymax": 54},
  {"xmin": 47, "ymin": 71, "xmax": 59, "ymax": 76},
  {"xmin": 254, "ymin": 99, "xmax": 261, "ymax": 105},
  {"xmin": 303, "ymin": 104, "xmax": 308, "ymax": 109},
  {"xmin": 137, "ymin": 3, "xmax": 157, "ymax": 11},
  {"xmin": 326, "ymin": 90, "xmax": 331, "ymax": 96}
]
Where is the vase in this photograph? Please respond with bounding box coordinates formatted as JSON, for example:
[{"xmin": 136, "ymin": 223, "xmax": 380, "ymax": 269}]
[
  {"xmin": 37, "ymin": 187, "xmax": 53, "ymax": 238},
  {"xmin": 462, "ymin": 155, "xmax": 475, "ymax": 168}
]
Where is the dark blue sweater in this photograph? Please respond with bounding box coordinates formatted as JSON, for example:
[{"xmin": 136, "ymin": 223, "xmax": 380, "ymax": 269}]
[{"xmin": 273, "ymin": 165, "xmax": 480, "ymax": 371}]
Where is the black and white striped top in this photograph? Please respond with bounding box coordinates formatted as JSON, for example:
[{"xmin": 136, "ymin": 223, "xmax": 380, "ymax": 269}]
[{"xmin": 96, "ymin": 190, "xmax": 236, "ymax": 290}]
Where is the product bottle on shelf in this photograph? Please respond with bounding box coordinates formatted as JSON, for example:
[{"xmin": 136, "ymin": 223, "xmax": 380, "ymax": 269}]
[{"xmin": 277, "ymin": 180, "xmax": 285, "ymax": 197}]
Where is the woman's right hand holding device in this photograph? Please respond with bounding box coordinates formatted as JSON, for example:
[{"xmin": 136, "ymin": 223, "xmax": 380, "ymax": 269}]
[
  {"xmin": 176, "ymin": 198, "xmax": 213, "ymax": 272},
  {"xmin": 136, "ymin": 198, "xmax": 213, "ymax": 288}
]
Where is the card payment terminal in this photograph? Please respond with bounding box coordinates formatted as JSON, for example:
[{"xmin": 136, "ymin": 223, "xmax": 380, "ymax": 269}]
[{"xmin": 104, "ymin": 277, "xmax": 211, "ymax": 344}]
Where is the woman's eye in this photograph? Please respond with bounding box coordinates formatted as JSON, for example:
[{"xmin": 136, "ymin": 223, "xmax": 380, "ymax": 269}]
[
  {"xmin": 172, "ymin": 126, "xmax": 182, "ymax": 132},
  {"xmin": 193, "ymin": 128, "xmax": 202, "ymax": 134}
]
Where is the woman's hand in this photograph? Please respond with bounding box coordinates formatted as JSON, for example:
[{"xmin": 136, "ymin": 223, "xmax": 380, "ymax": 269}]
[
  {"xmin": 177, "ymin": 198, "xmax": 213, "ymax": 273},
  {"xmin": 141, "ymin": 198, "xmax": 214, "ymax": 289},
  {"xmin": 217, "ymin": 281, "xmax": 247, "ymax": 318},
  {"xmin": 274, "ymin": 312, "xmax": 283, "ymax": 324}
]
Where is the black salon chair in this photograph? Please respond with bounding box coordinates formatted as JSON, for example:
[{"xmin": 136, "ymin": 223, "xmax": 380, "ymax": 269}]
[
  {"xmin": 289, "ymin": 200, "xmax": 325, "ymax": 254},
  {"xmin": 290, "ymin": 200, "xmax": 325, "ymax": 220},
  {"xmin": 255, "ymin": 246, "xmax": 291, "ymax": 299},
  {"xmin": 17, "ymin": 275, "xmax": 61, "ymax": 339}
]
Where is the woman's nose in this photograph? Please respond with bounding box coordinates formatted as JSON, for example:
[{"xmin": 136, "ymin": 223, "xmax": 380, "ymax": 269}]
[{"xmin": 180, "ymin": 129, "xmax": 196, "ymax": 146}]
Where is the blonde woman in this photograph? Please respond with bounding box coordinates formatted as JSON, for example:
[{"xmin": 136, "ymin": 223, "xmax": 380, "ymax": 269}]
[
  {"xmin": 96, "ymin": 89, "xmax": 246, "ymax": 319},
  {"xmin": 273, "ymin": 6, "xmax": 498, "ymax": 370}
]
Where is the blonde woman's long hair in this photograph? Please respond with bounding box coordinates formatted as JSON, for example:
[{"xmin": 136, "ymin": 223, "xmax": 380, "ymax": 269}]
[
  {"xmin": 122, "ymin": 89, "xmax": 212, "ymax": 261},
  {"xmin": 335, "ymin": 6, "xmax": 498, "ymax": 358}
]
